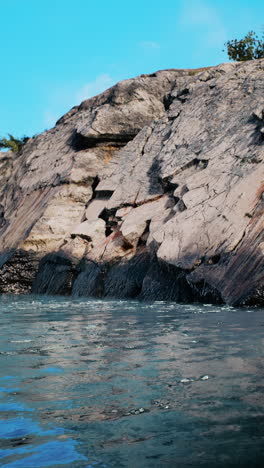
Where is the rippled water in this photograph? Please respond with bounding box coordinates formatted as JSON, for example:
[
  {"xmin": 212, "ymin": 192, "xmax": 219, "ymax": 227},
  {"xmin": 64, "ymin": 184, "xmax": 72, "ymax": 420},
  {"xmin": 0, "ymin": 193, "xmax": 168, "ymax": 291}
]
[{"xmin": 0, "ymin": 296, "xmax": 264, "ymax": 467}]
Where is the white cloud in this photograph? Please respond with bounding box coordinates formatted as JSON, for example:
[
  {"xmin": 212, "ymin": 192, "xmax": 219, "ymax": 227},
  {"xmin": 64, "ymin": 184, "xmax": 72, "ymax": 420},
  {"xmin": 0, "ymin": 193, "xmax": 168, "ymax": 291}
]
[
  {"xmin": 139, "ymin": 41, "xmax": 161, "ymax": 50},
  {"xmin": 76, "ymin": 74, "xmax": 115, "ymax": 103},
  {"xmin": 42, "ymin": 74, "xmax": 115, "ymax": 129},
  {"xmin": 180, "ymin": 0, "xmax": 217, "ymax": 25},
  {"xmin": 43, "ymin": 109, "xmax": 61, "ymax": 128},
  {"xmin": 179, "ymin": 0, "xmax": 227, "ymax": 47}
]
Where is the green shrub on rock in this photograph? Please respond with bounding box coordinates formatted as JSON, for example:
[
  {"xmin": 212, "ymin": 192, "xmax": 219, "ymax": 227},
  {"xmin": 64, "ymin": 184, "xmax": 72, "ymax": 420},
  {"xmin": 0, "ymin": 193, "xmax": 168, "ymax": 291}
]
[
  {"xmin": 0, "ymin": 134, "xmax": 29, "ymax": 153},
  {"xmin": 224, "ymin": 31, "xmax": 264, "ymax": 61}
]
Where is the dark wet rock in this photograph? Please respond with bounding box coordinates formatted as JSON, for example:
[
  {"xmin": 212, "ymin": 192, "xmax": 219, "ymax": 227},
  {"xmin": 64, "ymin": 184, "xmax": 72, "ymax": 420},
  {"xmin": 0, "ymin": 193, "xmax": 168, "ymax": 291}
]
[
  {"xmin": 32, "ymin": 252, "xmax": 76, "ymax": 295},
  {"xmin": 139, "ymin": 258, "xmax": 193, "ymax": 302},
  {"xmin": 72, "ymin": 260, "xmax": 103, "ymax": 297},
  {"xmin": 103, "ymin": 252, "xmax": 151, "ymax": 299}
]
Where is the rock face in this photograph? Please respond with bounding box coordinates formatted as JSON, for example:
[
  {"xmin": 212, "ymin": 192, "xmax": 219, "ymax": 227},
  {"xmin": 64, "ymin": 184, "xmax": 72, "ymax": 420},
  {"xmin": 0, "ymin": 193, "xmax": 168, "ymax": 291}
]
[{"xmin": 0, "ymin": 61, "xmax": 264, "ymax": 305}]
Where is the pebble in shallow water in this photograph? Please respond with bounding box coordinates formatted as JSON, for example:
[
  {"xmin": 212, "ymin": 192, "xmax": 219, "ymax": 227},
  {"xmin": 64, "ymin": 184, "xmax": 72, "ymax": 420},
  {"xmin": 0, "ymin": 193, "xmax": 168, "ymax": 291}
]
[{"xmin": 130, "ymin": 407, "xmax": 147, "ymax": 415}]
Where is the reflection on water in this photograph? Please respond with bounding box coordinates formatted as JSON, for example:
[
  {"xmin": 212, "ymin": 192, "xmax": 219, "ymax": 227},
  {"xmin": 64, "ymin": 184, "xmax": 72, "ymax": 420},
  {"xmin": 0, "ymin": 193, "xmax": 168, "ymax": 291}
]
[{"xmin": 0, "ymin": 296, "xmax": 264, "ymax": 467}]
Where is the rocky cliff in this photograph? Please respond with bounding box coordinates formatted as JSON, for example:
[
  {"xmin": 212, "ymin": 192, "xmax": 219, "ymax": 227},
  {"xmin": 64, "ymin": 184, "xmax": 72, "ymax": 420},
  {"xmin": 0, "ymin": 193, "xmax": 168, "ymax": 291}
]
[{"xmin": 0, "ymin": 60, "xmax": 263, "ymax": 305}]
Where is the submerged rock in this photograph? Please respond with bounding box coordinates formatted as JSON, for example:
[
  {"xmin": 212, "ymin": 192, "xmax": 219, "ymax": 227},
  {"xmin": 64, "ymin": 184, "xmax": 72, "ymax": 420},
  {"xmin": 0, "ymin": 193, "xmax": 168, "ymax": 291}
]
[{"xmin": 0, "ymin": 60, "xmax": 264, "ymax": 305}]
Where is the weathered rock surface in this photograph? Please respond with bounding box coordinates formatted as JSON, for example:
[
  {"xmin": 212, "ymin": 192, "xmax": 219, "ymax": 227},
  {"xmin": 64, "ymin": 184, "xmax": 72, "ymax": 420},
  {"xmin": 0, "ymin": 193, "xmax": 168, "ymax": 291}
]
[{"xmin": 0, "ymin": 61, "xmax": 264, "ymax": 305}]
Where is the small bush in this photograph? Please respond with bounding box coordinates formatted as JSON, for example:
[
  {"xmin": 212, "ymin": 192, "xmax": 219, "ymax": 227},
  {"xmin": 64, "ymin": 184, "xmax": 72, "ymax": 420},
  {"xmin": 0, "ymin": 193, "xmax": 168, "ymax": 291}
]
[
  {"xmin": 224, "ymin": 30, "xmax": 264, "ymax": 61},
  {"xmin": 0, "ymin": 134, "xmax": 29, "ymax": 153}
]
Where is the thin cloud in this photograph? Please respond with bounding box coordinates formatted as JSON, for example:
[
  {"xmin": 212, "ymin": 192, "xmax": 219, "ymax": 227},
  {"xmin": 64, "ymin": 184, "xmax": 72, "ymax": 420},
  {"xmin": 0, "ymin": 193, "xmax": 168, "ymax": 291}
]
[
  {"xmin": 43, "ymin": 110, "xmax": 60, "ymax": 129},
  {"xmin": 43, "ymin": 74, "xmax": 115, "ymax": 129},
  {"xmin": 76, "ymin": 74, "xmax": 115, "ymax": 103},
  {"xmin": 139, "ymin": 41, "xmax": 161, "ymax": 50},
  {"xmin": 179, "ymin": 0, "xmax": 227, "ymax": 47}
]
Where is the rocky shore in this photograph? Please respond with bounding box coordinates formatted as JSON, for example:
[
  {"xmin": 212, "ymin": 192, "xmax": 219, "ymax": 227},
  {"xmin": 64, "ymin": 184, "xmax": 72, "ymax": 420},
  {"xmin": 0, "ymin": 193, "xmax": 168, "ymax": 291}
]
[{"xmin": 0, "ymin": 59, "xmax": 263, "ymax": 305}]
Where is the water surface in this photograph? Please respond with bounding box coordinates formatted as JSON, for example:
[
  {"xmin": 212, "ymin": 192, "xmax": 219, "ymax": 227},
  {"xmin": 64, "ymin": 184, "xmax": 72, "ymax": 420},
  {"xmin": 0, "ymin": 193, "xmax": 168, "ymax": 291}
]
[{"xmin": 0, "ymin": 296, "xmax": 264, "ymax": 467}]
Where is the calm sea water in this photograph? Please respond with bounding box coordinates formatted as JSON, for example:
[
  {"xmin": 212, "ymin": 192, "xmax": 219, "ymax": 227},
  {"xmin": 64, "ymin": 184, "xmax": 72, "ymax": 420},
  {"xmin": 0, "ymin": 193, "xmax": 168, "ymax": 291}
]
[{"xmin": 0, "ymin": 296, "xmax": 264, "ymax": 468}]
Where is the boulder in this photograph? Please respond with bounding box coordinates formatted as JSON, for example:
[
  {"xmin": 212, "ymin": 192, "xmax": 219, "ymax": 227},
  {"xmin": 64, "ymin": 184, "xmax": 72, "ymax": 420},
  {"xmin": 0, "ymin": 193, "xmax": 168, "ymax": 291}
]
[{"xmin": 71, "ymin": 219, "xmax": 106, "ymax": 243}]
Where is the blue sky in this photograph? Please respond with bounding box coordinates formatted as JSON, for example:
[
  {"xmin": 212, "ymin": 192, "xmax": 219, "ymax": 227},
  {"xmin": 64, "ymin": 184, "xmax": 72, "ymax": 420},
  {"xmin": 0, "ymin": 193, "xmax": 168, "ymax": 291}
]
[{"xmin": 0, "ymin": 0, "xmax": 263, "ymax": 137}]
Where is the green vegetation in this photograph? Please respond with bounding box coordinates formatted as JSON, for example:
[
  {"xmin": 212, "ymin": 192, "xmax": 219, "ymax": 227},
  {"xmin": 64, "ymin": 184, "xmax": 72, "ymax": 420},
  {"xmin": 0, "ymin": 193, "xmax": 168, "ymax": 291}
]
[
  {"xmin": 224, "ymin": 31, "xmax": 264, "ymax": 61},
  {"xmin": 0, "ymin": 134, "xmax": 29, "ymax": 153}
]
